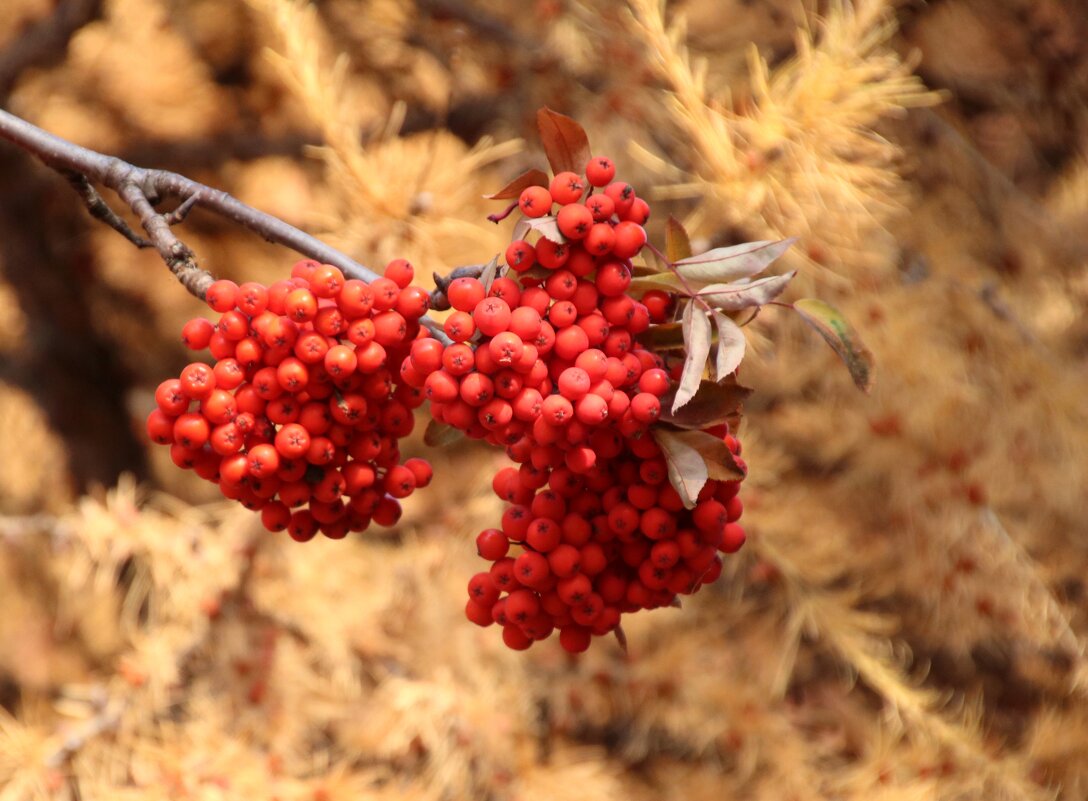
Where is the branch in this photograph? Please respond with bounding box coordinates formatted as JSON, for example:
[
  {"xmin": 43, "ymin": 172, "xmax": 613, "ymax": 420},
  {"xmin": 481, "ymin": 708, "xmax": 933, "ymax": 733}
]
[
  {"xmin": 62, "ymin": 170, "xmax": 151, "ymax": 248},
  {"xmin": 0, "ymin": 109, "xmax": 449, "ymax": 340}
]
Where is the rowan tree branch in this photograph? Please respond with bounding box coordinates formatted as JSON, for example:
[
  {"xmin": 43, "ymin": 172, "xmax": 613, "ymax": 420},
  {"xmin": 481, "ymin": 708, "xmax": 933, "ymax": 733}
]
[{"xmin": 0, "ymin": 108, "xmax": 450, "ymax": 340}]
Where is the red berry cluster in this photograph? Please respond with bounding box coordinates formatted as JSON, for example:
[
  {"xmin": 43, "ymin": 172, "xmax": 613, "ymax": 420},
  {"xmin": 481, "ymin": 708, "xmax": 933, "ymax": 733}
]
[
  {"xmin": 398, "ymin": 155, "xmax": 749, "ymax": 651},
  {"xmin": 146, "ymin": 258, "xmax": 434, "ymax": 541},
  {"xmin": 469, "ymin": 429, "xmax": 747, "ymax": 653}
]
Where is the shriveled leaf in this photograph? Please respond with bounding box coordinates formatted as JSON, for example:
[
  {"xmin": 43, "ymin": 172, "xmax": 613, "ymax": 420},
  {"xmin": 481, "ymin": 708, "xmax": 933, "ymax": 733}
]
[
  {"xmin": 423, "ymin": 419, "xmax": 465, "ymax": 448},
  {"xmin": 526, "ymin": 215, "xmax": 566, "ymax": 244},
  {"xmin": 637, "ymin": 321, "xmax": 686, "ymax": 351},
  {"xmin": 665, "ymin": 216, "xmax": 693, "ymax": 263},
  {"xmin": 793, "ymin": 298, "xmax": 875, "ymax": 393},
  {"xmin": 673, "ymin": 303, "xmax": 712, "ymax": 413},
  {"xmin": 697, "ymin": 271, "xmax": 796, "ymax": 310},
  {"xmin": 659, "ymin": 379, "xmax": 752, "ymax": 430},
  {"xmin": 485, "ymin": 168, "xmax": 549, "ymax": 200},
  {"xmin": 670, "ymin": 429, "xmax": 746, "ymax": 481},
  {"xmin": 537, "ymin": 107, "xmax": 591, "ymax": 176},
  {"xmin": 479, "ymin": 254, "xmax": 500, "ymax": 293},
  {"xmin": 653, "ymin": 428, "xmax": 709, "ymax": 509},
  {"xmin": 675, "ymin": 238, "xmax": 796, "ymax": 283},
  {"xmin": 712, "ymin": 311, "xmax": 745, "ymax": 380},
  {"xmin": 628, "ymin": 272, "xmax": 687, "ymax": 294}
]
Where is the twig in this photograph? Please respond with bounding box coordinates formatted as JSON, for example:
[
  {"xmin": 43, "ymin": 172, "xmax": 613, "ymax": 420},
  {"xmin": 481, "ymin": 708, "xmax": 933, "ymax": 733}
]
[
  {"xmin": 429, "ymin": 263, "xmax": 485, "ymax": 310},
  {"xmin": 62, "ymin": 171, "xmax": 151, "ymax": 248},
  {"xmin": 163, "ymin": 193, "xmax": 199, "ymax": 226},
  {"xmin": 0, "ymin": 109, "xmax": 450, "ymax": 341}
]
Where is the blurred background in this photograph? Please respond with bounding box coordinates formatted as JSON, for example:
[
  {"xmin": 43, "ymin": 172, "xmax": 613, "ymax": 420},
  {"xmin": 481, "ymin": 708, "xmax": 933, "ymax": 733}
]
[{"xmin": 1, "ymin": 0, "xmax": 1087, "ymax": 798}]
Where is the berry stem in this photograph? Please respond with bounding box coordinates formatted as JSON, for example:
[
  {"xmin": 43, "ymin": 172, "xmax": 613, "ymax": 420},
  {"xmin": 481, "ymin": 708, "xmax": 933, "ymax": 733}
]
[{"xmin": 486, "ymin": 201, "xmax": 518, "ymax": 224}]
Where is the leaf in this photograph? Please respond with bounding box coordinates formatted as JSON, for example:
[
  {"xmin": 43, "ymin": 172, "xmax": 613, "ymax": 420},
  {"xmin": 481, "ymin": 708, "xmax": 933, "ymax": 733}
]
[
  {"xmin": 525, "ymin": 215, "xmax": 566, "ymax": 244},
  {"xmin": 423, "ymin": 419, "xmax": 465, "ymax": 448},
  {"xmin": 669, "ymin": 428, "xmax": 746, "ymax": 481},
  {"xmin": 537, "ymin": 107, "xmax": 591, "ymax": 176},
  {"xmin": 636, "ymin": 321, "xmax": 686, "ymax": 351},
  {"xmin": 658, "ymin": 379, "xmax": 752, "ymax": 430},
  {"xmin": 628, "ymin": 273, "xmax": 687, "ymax": 294},
  {"xmin": 479, "ymin": 254, "xmax": 500, "ymax": 293},
  {"xmin": 652, "ymin": 428, "xmax": 709, "ymax": 509},
  {"xmin": 675, "ymin": 238, "xmax": 796, "ymax": 283},
  {"xmin": 673, "ymin": 302, "xmax": 712, "ymax": 413},
  {"xmin": 511, "ymin": 216, "xmax": 531, "ymax": 242},
  {"xmin": 712, "ymin": 311, "xmax": 745, "ymax": 380},
  {"xmin": 665, "ymin": 216, "xmax": 693, "ymax": 263},
  {"xmin": 793, "ymin": 298, "xmax": 875, "ymax": 393},
  {"xmin": 697, "ymin": 271, "xmax": 796, "ymax": 310},
  {"xmin": 485, "ymin": 168, "xmax": 549, "ymax": 200}
]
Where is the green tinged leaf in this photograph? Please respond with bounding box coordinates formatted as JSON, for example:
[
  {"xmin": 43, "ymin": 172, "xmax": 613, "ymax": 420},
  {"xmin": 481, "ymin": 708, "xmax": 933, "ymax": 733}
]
[
  {"xmin": 652, "ymin": 428, "xmax": 709, "ymax": 509},
  {"xmin": 423, "ymin": 419, "xmax": 465, "ymax": 448},
  {"xmin": 637, "ymin": 322, "xmax": 686, "ymax": 351},
  {"xmin": 628, "ymin": 273, "xmax": 687, "ymax": 294},
  {"xmin": 712, "ymin": 311, "xmax": 745, "ymax": 380},
  {"xmin": 537, "ymin": 107, "xmax": 591, "ymax": 176},
  {"xmin": 665, "ymin": 216, "xmax": 693, "ymax": 263},
  {"xmin": 525, "ymin": 215, "xmax": 566, "ymax": 244},
  {"xmin": 675, "ymin": 238, "xmax": 796, "ymax": 283},
  {"xmin": 485, "ymin": 168, "xmax": 549, "ymax": 200},
  {"xmin": 697, "ymin": 271, "xmax": 796, "ymax": 310},
  {"xmin": 673, "ymin": 302, "xmax": 712, "ymax": 413},
  {"xmin": 793, "ymin": 298, "xmax": 875, "ymax": 393},
  {"xmin": 658, "ymin": 379, "xmax": 752, "ymax": 430}
]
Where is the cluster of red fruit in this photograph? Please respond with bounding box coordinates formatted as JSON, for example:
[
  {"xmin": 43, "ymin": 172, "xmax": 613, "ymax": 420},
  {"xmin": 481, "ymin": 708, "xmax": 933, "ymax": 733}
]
[
  {"xmin": 395, "ymin": 156, "xmax": 748, "ymax": 651},
  {"xmin": 146, "ymin": 258, "xmax": 433, "ymax": 541}
]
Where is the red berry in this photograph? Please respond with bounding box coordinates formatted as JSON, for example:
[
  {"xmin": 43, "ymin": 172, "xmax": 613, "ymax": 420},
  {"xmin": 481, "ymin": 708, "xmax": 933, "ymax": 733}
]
[
  {"xmin": 518, "ymin": 185, "xmax": 552, "ymax": 218},
  {"xmin": 585, "ymin": 156, "xmax": 616, "ymax": 187}
]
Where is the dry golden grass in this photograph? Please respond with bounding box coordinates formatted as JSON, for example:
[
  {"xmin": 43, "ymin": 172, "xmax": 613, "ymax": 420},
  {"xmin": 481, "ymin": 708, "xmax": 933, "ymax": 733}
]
[{"xmin": 1, "ymin": 1, "xmax": 1086, "ymax": 799}]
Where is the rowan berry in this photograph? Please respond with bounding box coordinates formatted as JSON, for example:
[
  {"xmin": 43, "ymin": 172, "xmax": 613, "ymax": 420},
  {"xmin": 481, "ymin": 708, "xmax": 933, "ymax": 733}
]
[
  {"xmin": 584, "ymin": 223, "xmax": 616, "ymax": 255},
  {"xmin": 518, "ymin": 184, "xmax": 552, "ymax": 217},
  {"xmin": 180, "ymin": 362, "xmax": 216, "ymax": 399},
  {"xmin": 585, "ymin": 156, "xmax": 616, "ymax": 187},
  {"xmin": 604, "ymin": 182, "xmax": 635, "ymax": 214},
  {"xmin": 383, "ymin": 258, "xmax": 413, "ymax": 288},
  {"xmin": 506, "ymin": 239, "xmax": 536, "ymax": 271},
  {"xmin": 205, "ymin": 279, "xmax": 239, "ymax": 313},
  {"xmin": 473, "ymin": 297, "xmax": 512, "ymax": 337},
  {"xmin": 557, "ymin": 203, "xmax": 593, "ymax": 239},
  {"xmin": 549, "ymin": 171, "xmax": 585, "ymax": 204},
  {"xmin": 182, "ymin": 318, "xmax": 215, "ymax": 350}
]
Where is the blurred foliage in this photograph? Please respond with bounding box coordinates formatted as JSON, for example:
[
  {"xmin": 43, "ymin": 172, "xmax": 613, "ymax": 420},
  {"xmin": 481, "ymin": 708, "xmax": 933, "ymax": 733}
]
[{"xmin": 1, "ymin": 0, "xmax": 1088, "ymax": 799}]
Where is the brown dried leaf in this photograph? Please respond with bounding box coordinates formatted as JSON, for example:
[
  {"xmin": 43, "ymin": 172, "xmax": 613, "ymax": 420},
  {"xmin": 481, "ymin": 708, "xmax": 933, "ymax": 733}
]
[
  {"xmin": 658, "ymin": 379, "xmax": 752, "ymax": 430},
  {"xmin": 537, "ymin": 107, "xmax": 591, "ymax": 175},
  {"xmin": 670, "ymin": 429, "xmax": 746, "ymax": 481},
  {"xmin": 485, "ymin": 168, "xmax": 550, "ymax": 200}
]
